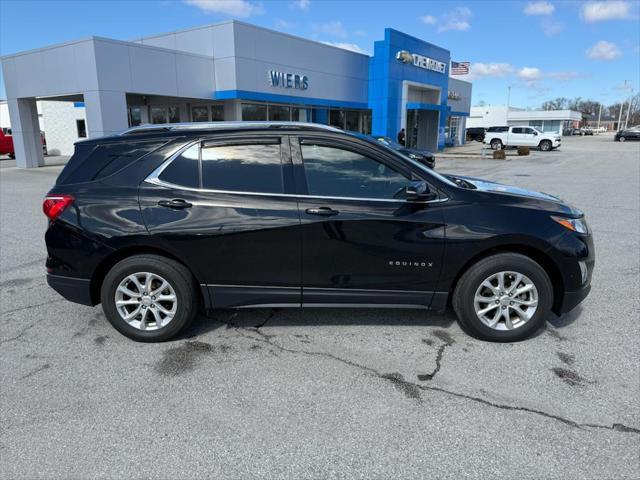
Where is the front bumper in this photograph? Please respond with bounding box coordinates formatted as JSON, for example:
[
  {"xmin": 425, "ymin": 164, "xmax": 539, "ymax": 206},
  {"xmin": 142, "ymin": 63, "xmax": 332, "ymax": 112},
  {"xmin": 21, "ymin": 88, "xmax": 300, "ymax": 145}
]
[
  {"xmin": 47, "ymin": 274, "xmax": 94, "ymax": 306},
  {"xmin": 558, "ymin": 283, "xmax": 591, "ymax": 314}
]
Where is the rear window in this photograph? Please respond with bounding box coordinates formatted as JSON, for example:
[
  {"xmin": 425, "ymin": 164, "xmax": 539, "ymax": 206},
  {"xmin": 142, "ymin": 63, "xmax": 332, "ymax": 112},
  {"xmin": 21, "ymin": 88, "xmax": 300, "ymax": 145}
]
[
  {"xmin": 487, "ymin": 126, "xmax": 509, "ymax": 132},
  {"xmin": 57, "ymin": 140, "xmax": 165, "ymax": 185}
]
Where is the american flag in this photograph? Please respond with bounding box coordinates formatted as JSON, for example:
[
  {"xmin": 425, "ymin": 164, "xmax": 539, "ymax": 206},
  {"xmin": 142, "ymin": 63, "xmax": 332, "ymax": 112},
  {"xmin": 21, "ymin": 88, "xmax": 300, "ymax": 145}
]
[{"xmin": 451, "ymin": 61, "xmax": 470, "ymax": 75}]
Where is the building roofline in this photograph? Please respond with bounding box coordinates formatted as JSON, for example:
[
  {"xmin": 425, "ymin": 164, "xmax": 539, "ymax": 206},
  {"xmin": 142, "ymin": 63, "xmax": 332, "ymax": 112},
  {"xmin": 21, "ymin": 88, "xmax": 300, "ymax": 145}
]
[{"xmin": 133, "ymin": 19, "xmax": 371, "ymax": 58}]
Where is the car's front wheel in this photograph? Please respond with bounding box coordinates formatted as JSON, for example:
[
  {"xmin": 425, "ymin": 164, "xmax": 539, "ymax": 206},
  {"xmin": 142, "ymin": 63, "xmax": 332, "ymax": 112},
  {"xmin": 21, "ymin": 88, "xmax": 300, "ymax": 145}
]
[
  {"xmin": 453, "ymin": 253, "xmax": 553, "ymax": 342},
  {"xmin": 619, "ymin": 136, "xmax": 626, "ymax": 142},
  {"xmin": 100, "ymin": 254, "xmax": 198, "ymax": 342},
  {"xmin": 539, "ymin": 140, "xmax": 552, "ymax": 151},
  {"xmin": 490, "ymin": 139, "xmax": 503, "ymax": 150}
]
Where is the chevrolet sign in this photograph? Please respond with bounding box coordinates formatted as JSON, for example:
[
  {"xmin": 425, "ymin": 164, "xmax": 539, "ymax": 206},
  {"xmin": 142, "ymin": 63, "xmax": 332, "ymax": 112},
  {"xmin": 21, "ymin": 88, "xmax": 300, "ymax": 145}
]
[{"xmin": 396, "ymin": 50, "xmax": 446, "ymax": 74}]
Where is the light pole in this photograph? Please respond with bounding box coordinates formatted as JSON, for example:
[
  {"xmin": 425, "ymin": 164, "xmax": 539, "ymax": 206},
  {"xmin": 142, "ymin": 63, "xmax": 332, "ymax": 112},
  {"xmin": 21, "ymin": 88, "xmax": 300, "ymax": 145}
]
[
  {"xmin": 617, "ymin": 80, "xmax": 628, "ymax": 130},
  {"xmin": 624, "ymin": 88, "xmax": 634, "ymax": 129},
  {"xmin": 597, "ymin": 103, "xmax": 602, "ymax": 130}
]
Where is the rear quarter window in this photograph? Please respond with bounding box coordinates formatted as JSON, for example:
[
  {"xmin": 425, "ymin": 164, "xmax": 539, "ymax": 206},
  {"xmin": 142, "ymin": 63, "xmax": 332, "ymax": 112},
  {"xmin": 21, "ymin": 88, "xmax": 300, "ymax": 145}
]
[{"xmin": 57, "ymin": 140, "xmax": 165, "ymax": 185}]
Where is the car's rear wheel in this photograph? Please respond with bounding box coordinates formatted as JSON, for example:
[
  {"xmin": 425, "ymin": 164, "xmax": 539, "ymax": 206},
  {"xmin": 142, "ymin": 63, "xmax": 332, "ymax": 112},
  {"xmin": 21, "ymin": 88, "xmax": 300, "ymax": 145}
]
[
  {"xmin": 100, "ymin": 254, "xmax": 198, "ymax": 342},
  {"xmin": 490, "ymin": 139, "xmax": 503, "ymax": 150},
  {"xmin": 539, "ymin": 140, "xmax": 552, "ymax": 151},
  {"xmin": 453, "ymin": 253, "xmax": 552, "ymax": 342}
]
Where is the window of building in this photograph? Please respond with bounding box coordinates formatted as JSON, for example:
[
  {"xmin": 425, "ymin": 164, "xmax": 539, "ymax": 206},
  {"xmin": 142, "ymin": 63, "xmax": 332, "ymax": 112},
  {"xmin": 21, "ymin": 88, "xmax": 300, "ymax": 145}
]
[
  {"xmin": 128, "ymin": 107, "xmax": 142, "ymax": 127},
  {"xmin": 150, "ymin": 107, "xmax": 167, "ymax": 124},
  {"xmin": 268, "ymin": 105, "xmax": 291, "ymax": 121},
  {"xmin": 191, "ymin": 106, "xmax": 209, "ymax": 122},
  {"xmin": 292, "ymin": 107, "xmax": 312, "ymax": 122},
  {"xmin": 76, "ymin": 119, "xmax": 87, "ymax": 138},
  {"xmin": 329, "ymin": 109, "xmax": 346, "ymax": 129},
  {"xmin": 345, "ymin": 111, "xmax": 360, "ymax": 132},
  {"xmin": 242, "ymin": 104, "xmax": 268, "ymax": 121},
  {"xmin": 201, "ymin": 143, "xmax": 283, "ymax": 193},
  {"xmin": 158, "ymin": 144, "xmax": 199, "ymax": 188},
  {"xmin": 150, "ymin": 106, "xmax": 181, "ymax": 124},
  {"xmin": 211, "ymin": 105, "xmax": 224, "ymax": 121},
  {"xmin": 300, "ymin": 143, "xmax": 410, "ymax": 200}
]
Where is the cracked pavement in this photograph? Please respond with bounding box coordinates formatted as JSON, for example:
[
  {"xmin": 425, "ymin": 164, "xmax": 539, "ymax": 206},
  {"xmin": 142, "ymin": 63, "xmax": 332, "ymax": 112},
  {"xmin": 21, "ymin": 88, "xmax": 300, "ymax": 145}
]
[{"xmin": 1, "ymin": 136, "xmax": 639, "ymax": 479}]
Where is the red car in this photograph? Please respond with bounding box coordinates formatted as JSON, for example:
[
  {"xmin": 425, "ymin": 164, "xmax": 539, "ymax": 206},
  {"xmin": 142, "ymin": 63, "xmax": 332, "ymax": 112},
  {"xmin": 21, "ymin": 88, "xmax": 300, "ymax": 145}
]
[{"xmin": 0, "ymin": 128, "xmax": 47, "ymax": 158}]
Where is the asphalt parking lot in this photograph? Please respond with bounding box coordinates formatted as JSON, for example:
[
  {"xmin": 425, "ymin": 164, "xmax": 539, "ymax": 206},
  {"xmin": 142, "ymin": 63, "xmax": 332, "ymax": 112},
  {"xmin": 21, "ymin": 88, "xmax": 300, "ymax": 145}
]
[{"xmin": 1, "ymin": 134, "xmax": 639, "ymax": 479}]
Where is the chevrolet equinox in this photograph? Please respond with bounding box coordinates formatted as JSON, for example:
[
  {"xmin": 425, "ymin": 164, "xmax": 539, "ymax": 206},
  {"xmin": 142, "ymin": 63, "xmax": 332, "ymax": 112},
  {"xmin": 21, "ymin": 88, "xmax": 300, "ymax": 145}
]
[{"xmin": 44, "ymin": 122, "xmax": 594, "ymax": 342}]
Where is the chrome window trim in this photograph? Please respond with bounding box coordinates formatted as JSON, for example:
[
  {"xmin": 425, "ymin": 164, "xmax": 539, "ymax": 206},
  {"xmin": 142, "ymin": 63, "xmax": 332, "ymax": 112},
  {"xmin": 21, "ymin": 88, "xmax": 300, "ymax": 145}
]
[{"xmin": 145, "ymin": 140, "xmax": 449, "ymax": 205}]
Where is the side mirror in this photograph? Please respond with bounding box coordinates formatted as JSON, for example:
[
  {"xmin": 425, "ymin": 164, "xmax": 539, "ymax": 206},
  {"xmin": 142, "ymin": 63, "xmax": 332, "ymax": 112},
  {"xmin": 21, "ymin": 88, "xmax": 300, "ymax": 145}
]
[
  {"xmin": 405, "ymin": 181, "xmax": 437, "ymax": 201},
  {"xmin": 532, "ymin": 131, "xmax": 538, "ymax": 136}
]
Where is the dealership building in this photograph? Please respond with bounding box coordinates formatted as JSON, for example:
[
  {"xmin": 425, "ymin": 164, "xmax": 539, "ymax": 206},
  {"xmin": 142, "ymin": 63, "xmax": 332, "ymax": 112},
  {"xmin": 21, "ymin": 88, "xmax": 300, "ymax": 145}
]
[{"xmin": 1, "ymin": 20, "xmax": 471, "ymax": 168}]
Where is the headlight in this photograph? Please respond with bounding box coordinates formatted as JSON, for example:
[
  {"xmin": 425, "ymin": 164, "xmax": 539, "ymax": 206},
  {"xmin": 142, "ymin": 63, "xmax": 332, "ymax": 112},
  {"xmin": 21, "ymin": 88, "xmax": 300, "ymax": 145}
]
[{"xmin": 551, "ymin": 215, "xmax": 588, "ymax": 234}]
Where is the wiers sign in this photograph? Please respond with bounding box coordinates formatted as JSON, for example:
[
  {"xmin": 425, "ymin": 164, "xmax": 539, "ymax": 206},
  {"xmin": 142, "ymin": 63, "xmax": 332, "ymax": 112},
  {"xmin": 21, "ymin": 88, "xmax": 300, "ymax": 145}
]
[
  {"xmin": 268, "ymin": 70, "xmax": 309, "ymax": 90},
  {"xmin": 396, "ymin": 50, "xmax": 446, "ymax": 74}
]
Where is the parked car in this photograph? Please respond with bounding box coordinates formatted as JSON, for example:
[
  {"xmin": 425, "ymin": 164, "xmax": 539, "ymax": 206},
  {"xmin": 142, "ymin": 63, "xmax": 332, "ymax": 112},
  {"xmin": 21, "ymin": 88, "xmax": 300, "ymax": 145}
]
[
  {"xmin": 0, "ymin": 127, "xmax": 48, "ymax": 158},
  {"xmin": 355, "ymin": 134, "xmax": 436, "ymax": 169},
  {"xmin": 571, "ymin": 128, "xmax": 583, "ymax": 136},
  {"xmin": 615, "ymin": 127, "xmax": 640, "ymax": 142},
  {"xmin": 44, "ymin": 122, "xmax": 593, "ymax": 343},
  {"xmin": 580, "ymin": 127, "xmax": 594, "ymax": 136},
  {"xmin": 465, "ymin": 127, "xmax": 485, "ymax": 142},
  {"xmin": 484, "ymin": 126, "xmax": 561, "ymax": 151}
]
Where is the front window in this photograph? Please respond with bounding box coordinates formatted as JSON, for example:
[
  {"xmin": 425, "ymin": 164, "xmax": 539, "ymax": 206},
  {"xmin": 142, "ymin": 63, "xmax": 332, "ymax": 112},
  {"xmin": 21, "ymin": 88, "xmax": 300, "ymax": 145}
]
[{"xmin": 300, "ymin": 143, "xmax": 411, "ymax": 200}]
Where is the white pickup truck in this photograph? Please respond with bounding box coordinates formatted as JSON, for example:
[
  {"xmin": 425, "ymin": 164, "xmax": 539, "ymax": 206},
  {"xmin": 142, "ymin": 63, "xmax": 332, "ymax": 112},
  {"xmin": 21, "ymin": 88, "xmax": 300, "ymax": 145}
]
[{"xmin": 484, "ymin": 126, "xmax": 561, "ymax": 152}]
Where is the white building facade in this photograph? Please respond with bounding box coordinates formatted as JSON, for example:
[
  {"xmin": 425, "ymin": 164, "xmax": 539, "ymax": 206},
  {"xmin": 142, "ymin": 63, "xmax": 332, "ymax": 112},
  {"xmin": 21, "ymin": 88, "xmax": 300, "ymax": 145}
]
[{"xmin": 468, "ymin": 106, "xmax": 582, "ymax": 135}]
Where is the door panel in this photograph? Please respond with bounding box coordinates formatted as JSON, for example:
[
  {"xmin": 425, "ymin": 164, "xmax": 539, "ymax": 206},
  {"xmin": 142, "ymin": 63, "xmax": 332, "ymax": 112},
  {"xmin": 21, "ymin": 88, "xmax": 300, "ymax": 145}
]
[
  {"xmin": 138, "ymin": 137, "xmax": 301, "ymax": 308},
  {"xmin": 291, "ymin": 137, "xmax": 446, "ymax": 307}
]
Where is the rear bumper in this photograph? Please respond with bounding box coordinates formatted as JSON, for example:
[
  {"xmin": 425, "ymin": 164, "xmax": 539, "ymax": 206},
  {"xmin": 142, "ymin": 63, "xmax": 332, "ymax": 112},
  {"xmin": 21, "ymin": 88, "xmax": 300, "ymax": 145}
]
[{"xmin": 47, "ymin": 274, "xmax": 94, "ymax": 306}]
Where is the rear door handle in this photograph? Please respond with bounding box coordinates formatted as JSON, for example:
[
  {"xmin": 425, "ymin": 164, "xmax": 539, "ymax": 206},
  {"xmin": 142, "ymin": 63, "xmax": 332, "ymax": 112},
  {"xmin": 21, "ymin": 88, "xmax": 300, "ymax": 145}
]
[
  {"xmin": 158, "ymin": 199, "xmax": 192, "ymax": 209},
  {"xmin": 305, "ymin": 207, "xmax": 339, "ymax": 217}
]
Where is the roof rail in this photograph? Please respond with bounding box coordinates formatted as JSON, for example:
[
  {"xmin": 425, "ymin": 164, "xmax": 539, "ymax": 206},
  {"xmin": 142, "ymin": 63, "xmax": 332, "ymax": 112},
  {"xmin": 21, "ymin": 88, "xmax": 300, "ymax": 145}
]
[{"xmin": 120, "ymin": 121, "xmax": 343, "ymax": 135}]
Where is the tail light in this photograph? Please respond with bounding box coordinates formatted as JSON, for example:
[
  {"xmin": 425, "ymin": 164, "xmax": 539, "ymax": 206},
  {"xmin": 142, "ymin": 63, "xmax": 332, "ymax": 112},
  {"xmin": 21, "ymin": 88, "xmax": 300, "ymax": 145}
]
[{"xmin": 43, "ymin": 194, "xmax": 74, "ymax": 221}]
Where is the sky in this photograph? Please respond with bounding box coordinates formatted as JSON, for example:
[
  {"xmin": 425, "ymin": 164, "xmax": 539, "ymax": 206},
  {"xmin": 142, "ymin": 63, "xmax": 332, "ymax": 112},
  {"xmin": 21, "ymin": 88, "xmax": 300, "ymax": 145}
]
[{"xmin": 0, "ymin": 0, "xmax": 638, "ymax": 108}]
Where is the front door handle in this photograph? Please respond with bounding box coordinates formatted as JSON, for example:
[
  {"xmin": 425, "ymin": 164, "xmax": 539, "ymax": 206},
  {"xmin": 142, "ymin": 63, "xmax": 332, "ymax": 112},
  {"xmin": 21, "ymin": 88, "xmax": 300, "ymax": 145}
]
[
  {"xmin": 158, "ymin": 199, "xmax": 192, "ymax": 209},
  {"xmin": 305, "ymin": 207, "xmax": 339, "ymax": 217}
]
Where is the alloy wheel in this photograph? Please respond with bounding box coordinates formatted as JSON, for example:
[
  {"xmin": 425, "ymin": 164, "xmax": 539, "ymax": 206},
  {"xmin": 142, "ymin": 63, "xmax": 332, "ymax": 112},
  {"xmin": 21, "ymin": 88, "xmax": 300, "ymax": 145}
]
[
  {"xmin": 114, "ymin": 272, "xmax": 177, "ymax": 331},
  {"xmin": 473, "ymin": 271, "xmax": 539, "ymax": 331}
]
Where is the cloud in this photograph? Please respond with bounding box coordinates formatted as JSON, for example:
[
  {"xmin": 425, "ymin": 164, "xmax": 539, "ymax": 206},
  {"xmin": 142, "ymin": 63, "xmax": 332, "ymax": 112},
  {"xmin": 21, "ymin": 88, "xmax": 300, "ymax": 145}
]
[
  {"xmin": 420, "ymin": 15, "xmax": 437, "ymax": 25},
  {"xmin": 439, "ymin": 7, "xmax": 472, "ymax": 32},
  {"xmin": 183, "ymin": 0, "xmax": 263, "ymax": 17},
  {"xmin": 313, "ymin": 20, "xmax": 347, "ymax": 39},
  {"xmin": 470, "ymin": 62, "xmax": 514, "ymax": 78},
  {"xmin": 290, "ymin": 0, "xmax": 310, "ymax": 11},
  {"xmin": 541, "ymin": 18, "xmax": 564, "ymax": 35},
  {"xmin": 518, "ymin": 67, "xmax": 542, "ymax": 81},
  {"xmin": 321, "ymin": 41, "xmax": 369, "ymax": 55},
  {"xmin": 586, "ymin": 40, "xmax": 622, "ymax": 60},
  {"xmin": 524, "ymin": 1, "xmax": 555, "ymax": 15},
  {"xmin": 581, "ymin": 1, "xmax": 633, "ymax": 22}
]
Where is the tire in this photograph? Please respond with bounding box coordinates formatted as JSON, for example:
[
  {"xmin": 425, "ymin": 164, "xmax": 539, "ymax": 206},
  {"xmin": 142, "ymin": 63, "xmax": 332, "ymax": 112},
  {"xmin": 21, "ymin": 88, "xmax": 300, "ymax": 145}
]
[
  {"xmin": 452, "ymin": 253, "xmax": 553, "ymax": 342},
  {"xmin": 619, "ymin": 136, "xmax": 626, "ymax": 143},
  {"xmin": 539, "ymin": 140, "xmax": 552, "ymax": 152},
  {"xmin": 490, "ymin": 139, "xmax": 503, "ymax": 150},
  {"xmin": 100, "ymin": 254, "xmax": 199, "ymax": 342},
  {"xmin": 8, "ymin": 153, "xmax": 15, "ymax": 159}
]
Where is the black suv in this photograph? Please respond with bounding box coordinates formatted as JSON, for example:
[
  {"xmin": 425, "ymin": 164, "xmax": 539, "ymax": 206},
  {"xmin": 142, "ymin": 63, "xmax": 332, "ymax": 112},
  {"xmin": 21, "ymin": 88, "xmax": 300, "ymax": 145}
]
[{"xmin": 44, "ymin": 122, "xmax": 594, "ymax": 342}]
